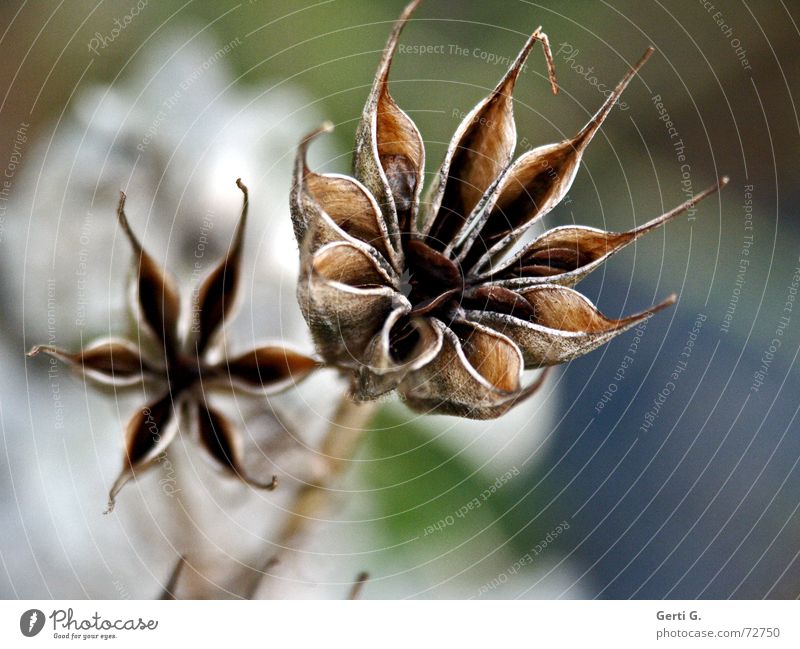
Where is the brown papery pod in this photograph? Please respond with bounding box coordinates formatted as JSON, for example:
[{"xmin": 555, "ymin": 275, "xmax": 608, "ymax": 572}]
[
  {"xmin": 27, "ymin": 339, "xmax": 151, "ymax": 386},
  {"xmin": 195, "ymin": 401, "xmax": 278, "ymax": 490},
  {"xmin": 422, "ymin": 27, "xmax": 558, "ymax": 251},
  {"xmin": 478, "ymin": 176, "xmax": 729, "ymax": 289},
  {"xmin": 292, "ymin": 123, "xmax": 399, "ymax": 270},
  {"xmin": 459, "ymin": 47, "xmax": 655, "ymax": 272},
  {"xmin": 193, "ymin": 179, "xmax": 248, "ymax": 354},
  {"xmin": 467, "ymin": 285, "xmax": 675, "ymax": 367},
  {"xmin": 117, "ymin": 192, "xmax": 182, "ymax": 356},
  {"xmin": 221, "ymin": 345, "xmax": 320, "ymax": 393},
  {"xmin": 353, "ymin": 0, "xmax": 425, "ymax": 245},
  {"xmin": 106, "ymin": 392, "xmax": 177, "ymax": 513}
]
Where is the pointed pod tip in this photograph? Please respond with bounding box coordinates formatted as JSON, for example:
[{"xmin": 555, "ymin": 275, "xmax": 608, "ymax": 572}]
[
  {"xmin": 259, "ymin": 475, "xmax": 278, "ymax": 491},
  {"xmin": 517, "ymin": 26, "xmax": 542, "ymax": 61},
  {"xmin": 25, "ymin": 344, "xmax": 64, "ymax": 360},
  {"xmin": 536, "ymin": 30, "xmax": 559, "ymax": 95},
  {"xmin": 402, "ymin": 0, "xmax": 422, "ymax": 17},
  {"xmin": 105, "ymin": 470, "xmax": 131, "ymax": 514},
  {"xmin": 498, "ymin": 27, "xmax": 558, "ymax": 96},
  {"xmin": 618, "ymin": 293, "xmax": 677, "ymax": 328},
  {"xmin": 116, "ymin": 191, "xmax": 127, "ymax": 218},
  {"xmin": 235, "ymin": 178, "xmax": 250, "ymax": 231},
  {"xmin": 375, "ymin": 0, "xmax": 422, "ymax": 87},
  {"xmin": 647, "ymin": 293, "xmax": 677, "ymax": 316},
  {"xmin": 243, "ymin": 472, "xmax": 279, "ymax": 491},
  {"xmin": 114, "ymin": 190, "xmax": 142, "ymax": 252},
  {"xmin": 636, "ymin": 176, "xmax": 728, "ymax": 234},
  {"xmin": 301, "ymin": 122, "xmax": 333, "ymax": 147},
  {"xmin": 693, "ymin": 176, "xmax": 730, "ymax": 204},
  {"xmin": 575, "ymin": 46, "xmax": 653, "ymax": 146},
  {"xmin": 394, "ymin": 0, "xmax": 422, "ymax": 29},
  {"xmin": 348, "ymin": 570, "xmax": 371, "ymax": 600},
  {"xmin": 297, "ymin": 123, "xmax": 334, "ymax": 172},
  {"xmin": 632, "ymin": 47, "xmax": 655, "ymax": 72}
]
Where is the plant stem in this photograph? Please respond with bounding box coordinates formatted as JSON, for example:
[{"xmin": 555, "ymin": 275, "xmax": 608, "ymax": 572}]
[{"xmin": 245, "ymin": 394, "xmax": 378, "ymax": 597}]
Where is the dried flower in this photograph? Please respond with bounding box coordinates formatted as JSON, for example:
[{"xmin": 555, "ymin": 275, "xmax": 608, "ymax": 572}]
[
  {"xmin": 291, "ymin": 0, "xmax": 727, "ymax": 419},
  {"xmin": 28, "ymin": 180, "xmax": 318, "ymax": 511}
]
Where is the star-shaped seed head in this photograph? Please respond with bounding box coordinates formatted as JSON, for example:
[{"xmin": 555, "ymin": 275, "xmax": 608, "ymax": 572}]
[
  {"xmin": 29, "ymin": 180, "xmax": 318, "ymax": 510},
  {"xmin": 290, "ymin": 0, "xmax": 727, "ymax": 419}
]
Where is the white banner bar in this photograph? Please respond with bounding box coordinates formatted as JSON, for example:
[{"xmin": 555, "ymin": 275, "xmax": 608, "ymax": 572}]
[{"xmin": 1, "ymin": 600, "xmax": 797, "ymax": 647}]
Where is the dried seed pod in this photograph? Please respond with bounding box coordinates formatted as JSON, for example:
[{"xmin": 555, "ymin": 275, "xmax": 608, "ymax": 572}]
[
  {"xmin": 458, "ymin": 48, "xmax": 655, "ymax": 270},
  {"xmin": 290, "ymin": 0, "xmax": 727, "ymax": 418},
  {"xmin": 467, "ymin": 286, "xmax": 676, "ymax": 367},
  {"xmin": 30, "ymin": 181, "xmax": 316, "ymax": 511},
  {"xmin": 221, "ymin": 345, "xmax": 319, "ymax": 393},
  {"xmin": 353, "ymin": 0, "xmax": 425, "ymax": 242},
  {"xmin": 477, "ymin": 177, "xmax": 729, "ymax": 288},
  {"xmin": 108, "ymin": 392, "xmax": 177, "ymax": 512},
  {"xmin": 193, "ymin": 179, "xmax": 249, "ymax": 354},
  {"xmin": 292, "ymin": 124, "xmax": 399, "ymax": 269},
  {"xmin": 117, "ymin": 192, "xmax": 181, "ymax": 355},
  {"xmin": 422, "ymin": 28, "xmax": 557, "ymax": 251},
  {"xmin": 28, "ymin": 339, "xmax": 151, "ymax": 386},
  {"xmin": 195, "ymin": 401, "xmax": 278, "ymax": 490}
]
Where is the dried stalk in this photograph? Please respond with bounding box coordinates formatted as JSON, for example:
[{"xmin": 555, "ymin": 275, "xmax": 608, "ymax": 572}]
[{"xmin": 244, "ymin": 394, "xmax": 378, "ymax": 598}]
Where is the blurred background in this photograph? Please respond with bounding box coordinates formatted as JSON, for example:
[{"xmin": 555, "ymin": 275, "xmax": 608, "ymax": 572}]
[{"xmin": 1, "ymin": 0, "xmax": 799, "ymax": 598}]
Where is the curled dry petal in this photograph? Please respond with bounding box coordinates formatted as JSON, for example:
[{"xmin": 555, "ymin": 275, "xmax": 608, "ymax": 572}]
[
  {"xmin": 298, "ymin": 241, "xmax": 404, "ymax": 366},
  {"xmin": 355, "ymin": 306, "xmax": 443, "ymax": 399},
  {"xmin": 424, "ymin": 29, "xmax": 557, "ymax": 250},
  {"xmin": 401, "ymin": 319, "xmax": 525, "ymax": 418},
  {"xmin": 27, "ymin": 338, "xmax": 149, "ymax": 386},
  {"xmin": 354, "ymin": 0, "xmax": 425, "ymax": 241},
  {"xmin": 293, "ymin": 125, "xmax": 397, "ymax": 268},
  {"xmin": 106, "ymin": 391, "xmax": 177, "ymax": 513},
  {"xmin": 193, "ymin": 179, "xmax": 249, "ymax": 354},
  {"xmin": 290, "ymin": 122, "xmax": 333, "ymax": 244},
  {"xmin": 480, "ymin": 177, "xmax": 730, "ymax": 288},
  {"xmin": 309, "ymin": 239, "xmax": 395, "ymax": 288},
  {"xmin": 460, "ymin": 47, "xmax": 655, "ymax": 271},
  {"xmin": 223, "ymin": 345, "xmax": 318, "ymax": 393},
  {"xmin": 403, "ymin": 236, "xmax": 463, "ymax": 301},
  {"xmin": 117, "ymin": 192, "xmax": 181, "ymax": 355},
  {"xmin": 467, "ymin": 285, "xmax": 675, "ymax": 367},
  {"xmin": 195, "ymin": 401, "xmax": 277, "ymax": 490}
]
